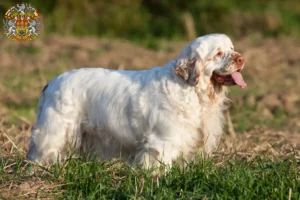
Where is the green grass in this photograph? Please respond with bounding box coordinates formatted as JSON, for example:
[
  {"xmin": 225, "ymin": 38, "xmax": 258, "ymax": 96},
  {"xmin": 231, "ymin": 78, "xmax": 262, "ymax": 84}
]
[{"xmin": 1, "ymin": 153, "xmax": 299, "ymax": 199}]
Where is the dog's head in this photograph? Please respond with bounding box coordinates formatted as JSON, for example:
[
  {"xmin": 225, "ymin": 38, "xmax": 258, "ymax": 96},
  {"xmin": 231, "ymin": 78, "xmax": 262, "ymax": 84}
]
[{"xmin": 175, "ymin": 34, "xmax": 246, "ymax": 88}]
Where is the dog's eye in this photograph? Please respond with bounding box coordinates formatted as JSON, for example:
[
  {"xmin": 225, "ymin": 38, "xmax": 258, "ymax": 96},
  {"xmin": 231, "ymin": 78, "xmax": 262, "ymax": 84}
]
[{"xmin": 216, "ymin": 52, "xmax": 223, "ymax": 57}]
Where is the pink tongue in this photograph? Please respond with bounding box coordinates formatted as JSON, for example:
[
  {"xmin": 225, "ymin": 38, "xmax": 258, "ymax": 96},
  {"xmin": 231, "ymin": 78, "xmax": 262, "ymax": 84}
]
[{"xmin": 231, "ymin": 72, "xmax": 247, "ymax": 88}]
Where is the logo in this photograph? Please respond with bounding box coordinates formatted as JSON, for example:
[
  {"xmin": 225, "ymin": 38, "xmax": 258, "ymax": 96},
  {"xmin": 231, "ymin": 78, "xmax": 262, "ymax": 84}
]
[{"xmin": 3, "ymin": 3, "xmax": 41, "ymax": 42}]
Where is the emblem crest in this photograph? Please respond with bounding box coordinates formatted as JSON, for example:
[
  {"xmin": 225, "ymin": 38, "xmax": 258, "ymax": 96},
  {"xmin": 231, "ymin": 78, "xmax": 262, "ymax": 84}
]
[{"xmin": 3, "ymin": 3, "xmax": 41, "ymax": 42}]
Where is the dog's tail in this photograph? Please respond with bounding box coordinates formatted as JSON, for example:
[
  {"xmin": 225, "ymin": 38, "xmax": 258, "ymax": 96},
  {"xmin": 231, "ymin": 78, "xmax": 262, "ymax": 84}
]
[{"xmin": 36, "ymin": 83, "xmax": 49, "ymax": 119}]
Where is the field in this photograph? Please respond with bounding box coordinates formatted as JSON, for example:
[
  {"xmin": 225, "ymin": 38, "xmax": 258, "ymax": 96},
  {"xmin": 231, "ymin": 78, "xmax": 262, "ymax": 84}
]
[{"xmin": 0, "ymin": 34, "xmax": 299, "ymax": 199}]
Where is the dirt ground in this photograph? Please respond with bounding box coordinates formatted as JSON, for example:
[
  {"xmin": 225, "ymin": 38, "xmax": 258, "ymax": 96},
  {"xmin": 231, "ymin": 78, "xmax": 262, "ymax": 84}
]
[{"xmin": 0, "ymin": 34, "xmax": 299, "ymax": 158}]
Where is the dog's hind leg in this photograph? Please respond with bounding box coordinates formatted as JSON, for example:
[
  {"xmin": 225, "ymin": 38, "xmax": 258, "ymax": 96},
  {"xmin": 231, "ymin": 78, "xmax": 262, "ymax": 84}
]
[
  {"xmin": 27, "ymin": 87, "xmax": 82, "ymax": 165},
  {"xmin": 27, "ymin": 107, "xmax": 81, "ymax": 165}
]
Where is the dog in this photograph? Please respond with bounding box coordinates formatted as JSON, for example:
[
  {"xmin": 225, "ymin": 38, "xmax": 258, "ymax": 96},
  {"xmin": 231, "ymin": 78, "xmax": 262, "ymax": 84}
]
[{"xmin": 27, "ymin": 34, "xmax": 246, "ymax": 168}]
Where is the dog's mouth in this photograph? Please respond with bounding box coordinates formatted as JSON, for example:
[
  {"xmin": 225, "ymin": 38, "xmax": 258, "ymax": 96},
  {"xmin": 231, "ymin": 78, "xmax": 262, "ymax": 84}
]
[{"xmin": 212, "ymin": 70, "xmax": 247, "ymax": 88}]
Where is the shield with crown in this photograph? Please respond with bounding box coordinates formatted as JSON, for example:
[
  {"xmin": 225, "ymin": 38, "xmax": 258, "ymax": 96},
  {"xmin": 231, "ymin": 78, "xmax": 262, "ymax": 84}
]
[{"xmin": 3, "ymin": 3, "xmax": 41, "ymax": 42}]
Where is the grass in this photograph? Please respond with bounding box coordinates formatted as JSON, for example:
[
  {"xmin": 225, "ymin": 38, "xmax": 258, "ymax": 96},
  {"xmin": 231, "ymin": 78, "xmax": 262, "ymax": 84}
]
[
  {"xmin": 230, "ymin": 102, "xmax": 288, "ymax": 133},
  {"xmin": 0, "ymin": 151, "xmax": 299, "ymax": 199}
]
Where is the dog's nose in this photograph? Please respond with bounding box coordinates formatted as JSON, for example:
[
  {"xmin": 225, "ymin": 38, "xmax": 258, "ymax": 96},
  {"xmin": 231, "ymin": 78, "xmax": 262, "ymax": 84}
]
[{"xmin": 234, "ymin": 55, "xmax": 244, "ymax": 68}]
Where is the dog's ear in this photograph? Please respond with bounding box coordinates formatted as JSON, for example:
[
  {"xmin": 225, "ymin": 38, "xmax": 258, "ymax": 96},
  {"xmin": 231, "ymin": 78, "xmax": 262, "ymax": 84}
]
[{"xmin": 175, "ymin": 58, "xmax": 201, "ymax": 86}]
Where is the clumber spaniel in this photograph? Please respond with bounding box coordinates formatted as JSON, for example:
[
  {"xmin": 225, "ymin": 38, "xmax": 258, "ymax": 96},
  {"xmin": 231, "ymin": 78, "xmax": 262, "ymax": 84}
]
[{"xmin": 27, "ymin": 34, "xmax": 246, "ymax": 168}]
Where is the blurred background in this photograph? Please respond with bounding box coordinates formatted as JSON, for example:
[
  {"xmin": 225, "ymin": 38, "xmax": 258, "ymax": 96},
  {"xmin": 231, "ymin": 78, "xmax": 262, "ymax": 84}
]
[
  {"xmin": 0, "ymin": 0, "xmax": 299, "ymax": 154},
  {"xmin": 1, "ymin": 0, "xmax": 300, "ymax": 41}
]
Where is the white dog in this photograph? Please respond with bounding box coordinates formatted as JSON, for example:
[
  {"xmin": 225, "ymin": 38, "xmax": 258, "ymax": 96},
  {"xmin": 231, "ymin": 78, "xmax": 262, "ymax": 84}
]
[{"xmin": 27, "ymin": 34, "xmax": 246, "ymax": 168}]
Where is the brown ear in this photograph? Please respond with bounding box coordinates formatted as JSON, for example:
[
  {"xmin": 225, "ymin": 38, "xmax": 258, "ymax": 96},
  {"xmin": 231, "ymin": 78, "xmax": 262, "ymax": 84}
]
[{"xmin": 175, "ymin": 58, "xmax": 200, "ymax": 86}]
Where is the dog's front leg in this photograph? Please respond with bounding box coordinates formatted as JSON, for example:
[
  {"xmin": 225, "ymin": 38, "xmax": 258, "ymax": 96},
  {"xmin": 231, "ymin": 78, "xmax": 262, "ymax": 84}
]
[{"xmin": 136, "ymin": 129, "xmax": 185, "ymax": 170}]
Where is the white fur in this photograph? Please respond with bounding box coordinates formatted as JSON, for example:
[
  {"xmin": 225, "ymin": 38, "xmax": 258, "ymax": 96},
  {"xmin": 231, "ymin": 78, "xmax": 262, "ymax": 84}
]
[{"xmin": 27, "ymin": 34, "xmax": 244, "ymax": 168}]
